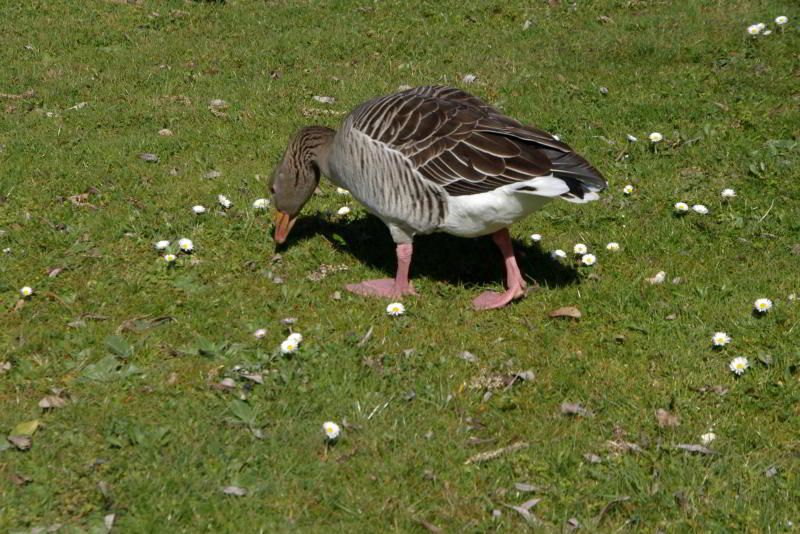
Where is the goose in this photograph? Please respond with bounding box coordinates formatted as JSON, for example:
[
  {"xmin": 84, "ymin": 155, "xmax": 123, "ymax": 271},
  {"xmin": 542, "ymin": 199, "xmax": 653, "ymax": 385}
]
[{"xmin": 270, "ymin": 85, "xmax": 606, "ymax": 310}]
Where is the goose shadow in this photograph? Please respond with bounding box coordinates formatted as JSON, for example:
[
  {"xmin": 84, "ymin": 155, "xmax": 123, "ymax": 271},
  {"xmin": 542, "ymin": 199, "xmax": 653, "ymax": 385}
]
[{"xmin": 278, "ymin": 212, "xmax": 580, "ymax": 290}]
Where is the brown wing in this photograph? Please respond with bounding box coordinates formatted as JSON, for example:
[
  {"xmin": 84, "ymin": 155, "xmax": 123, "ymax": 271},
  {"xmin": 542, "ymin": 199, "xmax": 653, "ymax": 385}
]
[{"xmin": 348, "ymin": 85, "xmax": 606, "ymax": 197}]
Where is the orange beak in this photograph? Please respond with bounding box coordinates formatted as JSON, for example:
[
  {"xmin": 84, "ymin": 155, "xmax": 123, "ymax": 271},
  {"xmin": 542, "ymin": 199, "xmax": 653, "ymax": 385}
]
[{"xmin": 274, "ymin": 211, "xmax": 297, "ymax": 244}]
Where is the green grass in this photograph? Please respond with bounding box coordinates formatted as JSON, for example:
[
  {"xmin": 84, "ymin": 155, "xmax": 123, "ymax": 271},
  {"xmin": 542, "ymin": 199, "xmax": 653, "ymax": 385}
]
[{"xmin": 1, "ymin": 0, "xmax": 799, "ymax": 532}]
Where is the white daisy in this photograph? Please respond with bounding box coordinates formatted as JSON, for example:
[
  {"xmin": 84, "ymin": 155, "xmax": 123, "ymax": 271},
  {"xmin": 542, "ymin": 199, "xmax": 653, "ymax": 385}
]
[
  {"xmin": 626, "ymin": 134, "xmax": 638, "ymax": 142},
  {"xmin": 623, "ymin": 184, "xmax": 633, "ymax": 195},
  {"xmin": 674, "ymin": 202, "xmax": 689, "ymax": 213},
  {"xmin": 192, "ymin": 205, "xmax": 207, "ymax": 214},
  {"xmin": 692, "ymin": 204, "xmax": 709, "ymax": 215},
  {"xmin": 253, "ymin": 328, "xmax": 267, "ymax": 339},
  {"xmin": 700, "ymin": 432, "xmax": 716, "ymax": 446},
  {"xmin": 712, "ymin": 332, "xmax": 731, "ymax": 347},
  {"xmin": 322, "ymin": 421, "xmax": 340, "ymax": 440},
  {"xmin": 649, "ymin": 132, "xmax": 663, "ymax": 143},
  {"xmin": 581, "ymin": 253, "xmax": 596, "ymax": 266},
  {"xmin": 573, "ymin": 243, "xmax": 588, "ymax": 255},
  {"xmin": 551, "ymin": 249, "xmax": 567, "ymax": 260},
  {"xmin": 775, "ymin": 16, "xmax": 788, "ymax": 25},
  {"xmin": 164, "ymin": 254, "xmax": 177, "ymax": 263},
  {"xmin": 753, "ymin": 298, "xmax": 772, "ymax": 313},
  {"xmin": 606, "ymin": 242, "xmax": 620, "ymax": 251},
  {"xmin": 280, "ymin": 338, "xmax": 298, "ymax": 354},
  {"xmin": 386, "ymin": 302, "xmax": 406, "ymax": 316},
  {"xmin": 755, "ymin": 22, "xmax": 766, "ymax": 31},
  {"xmin": 729, "ymin": 357, "xmax": 749, "ymax": 375},
  {"xmin": 252, "ymin": 198, "xmax": 270, "ymax": 209},
  {"xmin": 747, "ymin": 24, "xmax": 762, "ymax": 35},
  {"xmin": 530, "ymin": 233, "xmax": 542, "ymax": 243},
  {"xmin": 20, "ymin": 286, "xmax": 33, "ymax": 297},
  {"xmin": 178, "ymin": 238, "xmax": 194, "ymax": 252},
  {"xmin": 287, "ymin": 332, "xmax": 303, "ymax": 345},
  {"xmin": 155, "ymin": 240, "xmax": 170, "ymax": 250},
  {"xmin": 218, "ymin": 195, "xmax": 232, "ymax": 209},
  {"xmin": 337, "ymin": 206, "xmax": 351, "ymax": 216},
  {"xmin": 336, "ymin": 187, "xmax": 351, "ymax": 195},
  {"xmin": 721, "ymin": 188, "xmax": 736, "ymax": 199}
]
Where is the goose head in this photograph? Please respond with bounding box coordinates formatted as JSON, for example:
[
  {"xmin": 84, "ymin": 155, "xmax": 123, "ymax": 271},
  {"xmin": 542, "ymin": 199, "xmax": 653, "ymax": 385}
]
[{"xmin": 270, "ymin": 126, "xmax": 335, "ymax": 244}]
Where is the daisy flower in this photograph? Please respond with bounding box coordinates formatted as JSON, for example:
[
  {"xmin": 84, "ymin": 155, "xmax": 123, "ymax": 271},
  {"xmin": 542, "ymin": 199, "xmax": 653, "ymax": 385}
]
[
  {"xmin": 623, "ymin": 184, "xmax": 633, "ymax": 195},
  {"xmin": 721, "ymin": 188, "xmax": 736, "ymax": 199},
  {"xmin": 753, "ymin": 298, "xmax": 772, "ymax": 313},
  {"xmin": 154, "ymin": 240, "xmax": 170, "ymax": 250},
  {"xmin": 252, "ymin": 198, "xmax": 270, "ymax": 209},
  {"xmin": 178, "ymin": 238, "xmax": 194, "ymax": 252},
  {"xmin": 218, "ymin": 195, "xmax": 232, "ymax": 209},
  {"xmin": 253, "ymin": 328, "xmax": 267, "ymax": 339},
  {"xmin": 700, "ymin": 432, "xmax": 716, "ymax": 446},
  {"xmin": 573, "ymin": 243, "xmax": 588, "ymax": 255},
  {"xmin": 674, "ymin": 202, "xmax": 689, "ymax": 213},
  {"xmin": 551, "ymin": 249, "xmax": 567, "ymax": 260},
  {"xmin": 581, "ymin": 253, "xmax": 596, "ymax": 266},
  {"xmin": 192, "ymin": 205, "xmax": 207, "ymax": 214},
  {"xmin": 606, "ymin": 242, "xmax": 620, "ymax": 251},
  {"xmin": 712, "ymin": 332, "xmax": 731, "ymax": 347},
  {"xmin": 729, "ymin": 357, "xmax": 749, "ymax": 375},
  {"xmin": 335, "ymin": 187, "xmax": 350, "ymax": 195},
  {"xmin": 386, "ymin": 302, "xmax": 406, "ymax": 316},
  {"xmin": 775, "ymin": 16, "xmax": 788, "ymax": 25},
  {"xmin": 322, "ymin": 421, "xmax": 341, "ymax": 441},
  {"xmin": 626, "ymin": 134, "xmax": 638, "ymax": 142},
  {"xmin": 530, "ymin": 233, "xmax": 542, "ymax": 243},
  {"xmin": 337, "ymin": 206, "xmax": 351, "ymax": 216},
  {"xmin": 692, "ymin": 204, "xmax": 709, "ymax": 215},
  {"xmin": 287, "ymin": 332, "xmax": 303, "ymax": 345},
  {"xmin": 20, "ymin": 286, "xmax": 33, "ymax": 297},
  {"xmin": 747, "ymin": 24, "xmax": 762, "ymax": 35},
  {"xmin": 164, "ymin": 254, "xmax": 177, "ymax": 263},
  {"xmin": 649, "ymin": 132, "xmax": 663, "ymax": 143},
  {"xmin": 280, "ymin": 338, "xmax": 298, "ymax": 354}
]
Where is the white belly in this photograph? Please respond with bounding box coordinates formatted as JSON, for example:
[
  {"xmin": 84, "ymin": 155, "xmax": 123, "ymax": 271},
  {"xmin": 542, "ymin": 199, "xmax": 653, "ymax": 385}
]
[{"xmin": 440, "ymin": 186, "xmax": 553, "ymax": 238}]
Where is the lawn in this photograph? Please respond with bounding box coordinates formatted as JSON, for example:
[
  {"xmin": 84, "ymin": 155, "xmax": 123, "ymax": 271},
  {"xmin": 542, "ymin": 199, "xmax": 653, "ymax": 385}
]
[{"xmin": 1, "ymin": 0, "xmax": 798, "ymax": 532}]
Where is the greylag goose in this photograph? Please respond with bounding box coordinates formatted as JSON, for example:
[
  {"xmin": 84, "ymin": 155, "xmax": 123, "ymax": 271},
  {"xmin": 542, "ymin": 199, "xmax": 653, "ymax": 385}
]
[{"xmin": 270, "ymin": 85, "xmax": 606, "ymax": 310}]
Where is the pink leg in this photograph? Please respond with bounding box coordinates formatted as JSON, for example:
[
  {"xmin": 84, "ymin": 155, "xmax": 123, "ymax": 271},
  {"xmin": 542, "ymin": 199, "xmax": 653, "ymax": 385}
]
[
  {"xmin": 346, "ymin": 243, "xmax": 418, "ymax": 298},
  {"xmin": 472, "ymin": 229, "xmax": 526, "ymax": 310}
]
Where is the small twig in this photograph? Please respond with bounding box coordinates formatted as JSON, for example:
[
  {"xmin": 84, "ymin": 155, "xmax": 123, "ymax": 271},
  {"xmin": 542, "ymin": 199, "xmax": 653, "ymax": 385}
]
[
  {"xmin": 758, "ymin": 199, "xmax": 775, "ymax": 223},
  {"xmin": 357, "ymin": 326, "xmax": 373, "ymax": 346},
  {"xmin": 464, "ymin": 441, "xmax": 529, "ymax": 465},
  {"xmin": 595, "ymin": 495, "xmax": 630, "ymax": 525}
]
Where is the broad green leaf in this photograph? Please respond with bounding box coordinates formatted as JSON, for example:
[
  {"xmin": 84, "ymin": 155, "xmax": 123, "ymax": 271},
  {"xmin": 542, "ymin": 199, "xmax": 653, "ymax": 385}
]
[
  {"xmin": 105, "ymin": 335, "xmax": 131, "ymax": 358},
  {"xmin": 12, "ymin": 419, "xmax": 40, "ymax": 437}
]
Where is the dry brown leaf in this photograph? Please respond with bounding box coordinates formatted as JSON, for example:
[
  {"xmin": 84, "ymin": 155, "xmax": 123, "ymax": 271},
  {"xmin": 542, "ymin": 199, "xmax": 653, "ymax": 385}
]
[
  {"xmin": 0, "ymin": 361, "xmax": 11, "ymax": 374},
  {"xmin": 8, "ymin": 435, "xmax": 32, "ymax": 450},
  {"xmin": 38, "ymin": 396, "xmax": 67, "ymax": 409},
  {"xmin": 549, "ymin": 306, "xmax": 581, "ymax": 319},
  {"xmin": 221, "ymin": 485, "xmax": 247, "ymax": 496},
  {"xmin": 656, "ymin": 408, "xmax": 680, "ymax": 427},
  {"xmin": 675, "ymin": 444, "xmax": 715, "ymax": 455},
  {"xmin": 11, "ymin": 472, "xmax": 33, "ymax": 485},
  {"xmin": 417, "ymin": 520, "xmax": 442, "ymax": 533},
  {"xmin": 561, "ymin": 402, "xmax": 594, "ymax": 418},
  {"xmin": 239, "ymin": 373, "xmax": 263, "ymax": 384},
  {"xmin": 48, "ymin": 266, "xmax": 67, "ymax": 277},
  {"xmin": 583, "ymin": 453, "xmax": 603, "ymax": 463},
  {"xmin": 464, "ymin": 441, "xmax": 529, "ymax": 465},
  {"xmin": 606, "ymin": 440, "xmax": 642, "ymax": 453}
]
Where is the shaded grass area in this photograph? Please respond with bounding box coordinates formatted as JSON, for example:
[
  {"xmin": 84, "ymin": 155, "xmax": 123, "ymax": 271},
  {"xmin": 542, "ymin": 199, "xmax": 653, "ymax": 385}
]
[{"xmin": 1, "ymin": 0, "xmax": 799, "ymax": 532}]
